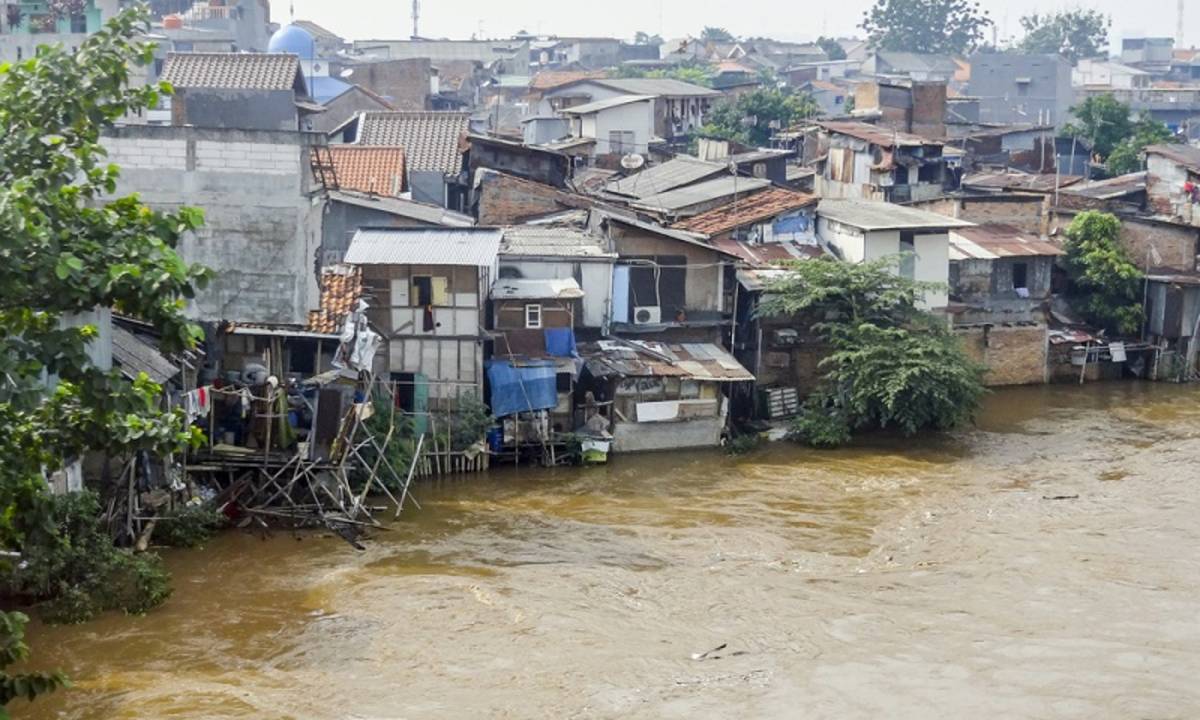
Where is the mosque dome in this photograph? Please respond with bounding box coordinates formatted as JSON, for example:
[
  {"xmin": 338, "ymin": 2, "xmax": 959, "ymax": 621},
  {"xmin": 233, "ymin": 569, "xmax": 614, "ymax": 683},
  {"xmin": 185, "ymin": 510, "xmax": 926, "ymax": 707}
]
[{"xmin": 267, "ymin": 24, "xmax": 315, "ymax": 60}]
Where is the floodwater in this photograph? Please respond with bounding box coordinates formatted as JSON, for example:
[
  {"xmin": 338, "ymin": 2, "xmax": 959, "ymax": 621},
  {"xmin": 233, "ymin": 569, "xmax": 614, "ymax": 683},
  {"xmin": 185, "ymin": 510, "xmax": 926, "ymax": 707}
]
[{"xmin": 15, "ymin": 383, "xmax": 1200, "ymax": 719}]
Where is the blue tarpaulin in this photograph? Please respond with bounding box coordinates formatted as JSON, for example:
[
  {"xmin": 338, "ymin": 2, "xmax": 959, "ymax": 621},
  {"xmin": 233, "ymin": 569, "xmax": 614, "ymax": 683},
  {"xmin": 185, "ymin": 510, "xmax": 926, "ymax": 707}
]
[
  {"xmin": 486, "ymin": 360, "xmax": 558, "ymax": 418},
  {"xmin": 544, "ymin": 328, "xmax": 577, "ymax": 357}
]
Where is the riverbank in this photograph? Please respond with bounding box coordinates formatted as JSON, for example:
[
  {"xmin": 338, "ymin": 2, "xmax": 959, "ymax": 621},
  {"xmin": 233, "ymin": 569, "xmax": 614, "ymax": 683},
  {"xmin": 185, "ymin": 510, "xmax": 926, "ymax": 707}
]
[{"xmin": 15, "ymin": 383, "xmax": 1200, "ymax": 719}]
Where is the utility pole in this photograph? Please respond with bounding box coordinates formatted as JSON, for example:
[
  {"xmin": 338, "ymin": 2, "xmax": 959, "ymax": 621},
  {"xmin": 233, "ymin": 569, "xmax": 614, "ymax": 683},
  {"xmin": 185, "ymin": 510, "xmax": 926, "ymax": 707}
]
[
  {"xmin": 412, "ymin": 0, "xmax": 420, "ymax": 39},
  {"xmin": 1178, "ymin": 0, "xmax": 1186, "ymax": 49}
]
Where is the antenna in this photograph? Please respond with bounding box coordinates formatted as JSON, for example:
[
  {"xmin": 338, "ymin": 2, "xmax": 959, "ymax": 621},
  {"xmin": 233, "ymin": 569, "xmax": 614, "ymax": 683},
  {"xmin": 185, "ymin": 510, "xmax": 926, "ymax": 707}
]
[{"xmin": 412, "ymin": 0, "xmax": 420, "ymax": 39}]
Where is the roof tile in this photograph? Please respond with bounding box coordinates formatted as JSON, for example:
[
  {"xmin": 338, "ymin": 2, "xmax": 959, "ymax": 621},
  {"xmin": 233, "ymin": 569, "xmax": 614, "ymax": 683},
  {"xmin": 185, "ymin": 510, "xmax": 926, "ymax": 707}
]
[
  {"xmin": 161, "ymin": 52, "xmax": 302, "ymax": 91},
  {"xmin": 319, "ymin": 146, "xmax": 406, "ymax": 196},
  {"xmin": 355, "ymin": 111, "xmax": 470, "ymax": 174}
]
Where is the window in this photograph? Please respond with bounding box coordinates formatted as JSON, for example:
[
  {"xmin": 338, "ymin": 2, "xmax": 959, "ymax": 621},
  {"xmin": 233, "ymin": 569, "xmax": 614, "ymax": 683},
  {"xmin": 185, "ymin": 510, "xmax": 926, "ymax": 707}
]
[
  {"xmin": 608, "ymin": 130, "xmax": 635, "ymax": 155},
  {"xmin": 525, "ymin": 303, "xmax": 542, "ymax": 329},
  {"xmin": 1012, "ymin": 262, "xmax": 1029, "ymax": 290},
  {"xmin": 899, "ymin": 232, "xmax": 916, "ymax": 280}
]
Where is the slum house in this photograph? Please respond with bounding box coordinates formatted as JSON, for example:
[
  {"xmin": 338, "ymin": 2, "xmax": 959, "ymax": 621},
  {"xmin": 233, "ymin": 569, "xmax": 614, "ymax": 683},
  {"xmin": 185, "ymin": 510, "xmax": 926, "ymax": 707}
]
[
  {"xmin": 852, "ymin": 79, "xmax": 947, "ymax": 139},
  {"xmin": 599, "ymin": 212, "xmax": 741, "ymax": 340},
  {"xmin": 465, "ymin": 134, "xmax": 572, "ymax": 187},
  {"xmin": 947, "ymin": 225, "xmax": 1063, "ymax": 386},
  {"xmin": 344, "ymin": 227, "xmax": 502, "ymax": 412},
  {"xmin": 577, "ymin": 339, "xmax": 754, "ymax": 452},
  {"xmin": 817, "ymin": 198, "xmax": 974, "ymax": 310},
  {"xmin": 560, "ymin": 95, "xmax": 658, "ymax": 164},
  {"xmin": 1143, "ymin": 269, "xmax": 1200, "ymax": 379},
  {"xmin": 1145, "ymin": 144, "xmax": 1200, "ymax": 226},
  {"xmin": 330, "ymin": 110, "xmax": 472, "ymax": 210},
  {"xmin": 538, "ymin": 78, "xmax": 721, "ymax": 146},
  {"xmin": 320, "ymin": 191, "xmax": 475, "ymax": 266},
  {"xmin": 309, "ymin": 84, "xmax": 396, "ymax": 135},
  {"xmin": 159, "ymin": 51, "xmax": 320, "ymax": 131},
  {"xmin": 814, "ymin": 121, "xmax": 950, "ymax": 203}
]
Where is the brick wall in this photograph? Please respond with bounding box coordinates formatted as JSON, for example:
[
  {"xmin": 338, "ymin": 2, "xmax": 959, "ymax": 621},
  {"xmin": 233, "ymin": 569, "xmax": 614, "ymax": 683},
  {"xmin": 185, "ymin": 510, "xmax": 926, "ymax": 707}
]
[
  {"xmin": 475, "ymin": 171, "xmax": 589, "ymax": 225},
  {"xmin": 956, "ymin": 324, "xmax": 1048, "ymax": 386}
]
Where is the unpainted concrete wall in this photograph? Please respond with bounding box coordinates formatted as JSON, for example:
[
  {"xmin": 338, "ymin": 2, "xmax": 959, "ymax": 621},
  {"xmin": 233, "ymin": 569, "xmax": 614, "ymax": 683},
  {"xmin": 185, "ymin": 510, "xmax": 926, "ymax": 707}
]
[{"xmin": 102, "ymin": 125, "xmax": 322, "ymax": 325}]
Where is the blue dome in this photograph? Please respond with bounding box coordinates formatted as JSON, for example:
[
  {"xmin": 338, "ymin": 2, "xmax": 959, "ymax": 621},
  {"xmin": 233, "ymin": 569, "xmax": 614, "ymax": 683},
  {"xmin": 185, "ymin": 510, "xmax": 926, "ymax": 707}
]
[{"xmin": 267, "ymin": 24, "xmax": 315, "ymax": 59}]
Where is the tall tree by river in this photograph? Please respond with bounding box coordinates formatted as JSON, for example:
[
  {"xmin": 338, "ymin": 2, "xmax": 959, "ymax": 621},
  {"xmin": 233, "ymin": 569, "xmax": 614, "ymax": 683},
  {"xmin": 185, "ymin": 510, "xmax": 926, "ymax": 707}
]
[{"xmin": 0, "ymin": 5, "xmax": 208, "ymax": 712}]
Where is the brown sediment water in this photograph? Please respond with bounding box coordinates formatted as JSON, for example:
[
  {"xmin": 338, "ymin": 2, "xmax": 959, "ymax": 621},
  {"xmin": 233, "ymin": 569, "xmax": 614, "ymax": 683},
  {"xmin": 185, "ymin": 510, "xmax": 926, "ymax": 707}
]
[{"xmin": 14, "ymin": 382, "xmax": 1200, "ymax": 719}]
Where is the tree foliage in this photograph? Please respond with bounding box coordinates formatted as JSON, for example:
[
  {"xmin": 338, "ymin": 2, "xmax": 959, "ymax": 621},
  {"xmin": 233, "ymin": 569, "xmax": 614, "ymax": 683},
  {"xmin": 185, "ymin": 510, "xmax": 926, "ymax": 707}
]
[
  {"xmin": 1062, "ymin": 212, "xmax": 1143, "ymax": 335},
  {"xmin": 700, "ymin": 26, "xmax": 735, "ymax": 43},
  {"xmin": 816, "ymin": 36, "xmax": 848, "ymax": 61},
  {"xmin": 1105, "ymin": 113, "xmax": 1177, "ymax": 175},
  {"xmin": 701, "ymin": 89, "xmax": 819, "ymax": 145},
  {"xmin": 758, "ymin": 258, "xmax": 985, "ymax": 447},
  {"xmin": 0, "ymin": 4, "xmax": 209, "ymax": 711},
  {"xmin": 1063, "ymin": 93, "xmax": 1133, "ymax": 160},
  {"xmin": 1018, "ymin": 9, "xmax": 1110, "ymax": 63},
  {"xmin": 861, "ymin": 0, "xmax": 992, "ymax": 55}
]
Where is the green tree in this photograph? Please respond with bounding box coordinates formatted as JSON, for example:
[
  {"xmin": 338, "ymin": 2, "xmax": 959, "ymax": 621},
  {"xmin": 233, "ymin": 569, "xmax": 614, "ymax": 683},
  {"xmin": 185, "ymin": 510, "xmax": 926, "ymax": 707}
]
[
  {"xmin": 1018, "ymin": 9, "xmax": 1110, "ymax": 63},
  {"xmin": 861, "ymin": 0, "xmax": 992, "ymax": 55},
  {"xmin": 700, "ymin": 26, "xmax": 735, "ymax": 43},
  {"xmin": 758, "ymin": 258, "xmax": 985, "ymax": 447},
  {"xmin": 1062, "ymin": 212, "xmax": 1143, "ymax": 335},
  {"xmin": 0, "ymin": 4, "xmax": 208, "ymax": 711},
  {"xmin": 1105, "ymin": 113, "xmax": 1177, "ymax": 175},
  {"xmin": 1063, "ymin": 93, "xmax": 1133, "ymax": 160},
  {"xmin": 701, "ymin": 89, "xmax": 820, "ymax": 145},
  {"xmin": 816, "ymin": 36, "xmax": 848, "ymax": 61}
]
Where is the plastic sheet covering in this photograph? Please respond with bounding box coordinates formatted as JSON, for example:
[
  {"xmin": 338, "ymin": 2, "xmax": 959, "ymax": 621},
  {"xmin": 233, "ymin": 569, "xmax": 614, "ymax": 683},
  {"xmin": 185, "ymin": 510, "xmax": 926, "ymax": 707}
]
[{"xmin": 486, "ymin": 360, "xmax": 559, "ymax": 418}]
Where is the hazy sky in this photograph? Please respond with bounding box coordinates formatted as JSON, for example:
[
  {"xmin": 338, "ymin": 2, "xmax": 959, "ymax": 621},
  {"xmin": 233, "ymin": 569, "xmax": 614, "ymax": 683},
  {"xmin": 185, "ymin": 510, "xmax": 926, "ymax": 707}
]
[{"xmin": 287, "ymin": 0, "xmax": 1193, "ymax": 49}]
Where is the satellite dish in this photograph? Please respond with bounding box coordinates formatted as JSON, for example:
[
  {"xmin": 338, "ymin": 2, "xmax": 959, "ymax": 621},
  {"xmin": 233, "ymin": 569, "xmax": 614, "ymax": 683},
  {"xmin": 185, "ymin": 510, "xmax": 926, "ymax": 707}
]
[
  {"xmin": 620, "ymin": 153, "xmax": 645, "ymax": 170},
  {"xmin": 339, "ymin": 68, "xmax": 354, "ymax": 78}
]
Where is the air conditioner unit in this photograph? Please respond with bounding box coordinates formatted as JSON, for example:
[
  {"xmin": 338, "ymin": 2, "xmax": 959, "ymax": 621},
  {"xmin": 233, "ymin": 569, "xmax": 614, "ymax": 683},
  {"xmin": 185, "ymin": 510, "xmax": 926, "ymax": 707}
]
[{"xmin": 633, "ymin": 306, "xmax": 661, "ymax": 325}]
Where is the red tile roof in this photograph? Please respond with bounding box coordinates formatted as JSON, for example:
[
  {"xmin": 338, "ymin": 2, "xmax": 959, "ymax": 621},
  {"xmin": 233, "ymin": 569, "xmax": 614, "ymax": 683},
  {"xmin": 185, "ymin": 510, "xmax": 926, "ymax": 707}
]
[
  {"xmin": 307, "ymin": 266, "xmax": 363, "ymax": 334},
  {"xmin": 671, "ymin": 188, "xmax": 817, "ymax": 236},
  {"xmin": 320, "ymin": 146, "xmax": 406, "ymax": 196}
]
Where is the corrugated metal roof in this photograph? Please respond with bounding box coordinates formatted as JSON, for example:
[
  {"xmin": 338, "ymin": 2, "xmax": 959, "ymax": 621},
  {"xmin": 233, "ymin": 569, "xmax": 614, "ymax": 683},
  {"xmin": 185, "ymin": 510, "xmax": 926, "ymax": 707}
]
[
  {"xmin": 589, "ymin": 77, "xmax": 720, "ymax": 97},
  {"xmin": 581, "ymin": 339, "xmax": 754, "ymax": 382},
  {"xmin": 560, "ymin": 94, "xmax": 656, "ymax": 114},
  {"xmin": 949, "ymin": 225, "xmax": 1063, "ymax": 260},
  {"xmin": 354, "ymin": 111, "xmax": 471, "ymax": 174},
  {"xmin": 328, "ymin": 190, "xmax": 475, "ymax": 226},
  {"xmin": 499, "ymin": 224, "xmax": 614, "ymax": 258},
  {"xmin": 818, "ymin": 120, "xmax": 941, "ymax": 148},
  {"xmin": 604, "ymin": 156, "xmax": 727, "ymax": 199},
  {"xmin": 817, "ymin": 199, "xmax": 974, "ymax": 230},
  {"xmin": 161, "ymin": 52, "xmax": 303, "ymax": 91},
  {"xmin": 491, "ymin": 278, "xmax": 584, "ymax": 300},
  {"xmin": 633, "ymin": 176, "xmax": 773, "ymax": 214},
  {"xmin": 1144, "ymin": 143, "xmax": 1200, "ymax": 170},
  {"xmin": 112, "ymin": 326, "xmax": 179, "ymax": 385},
  {"xmin": 673, "ymin": 188, "xmax": 817, "ymax": 236},
  {"xmin": 344, "ymin": 228, "xmax": 501, "ymax": 266}
]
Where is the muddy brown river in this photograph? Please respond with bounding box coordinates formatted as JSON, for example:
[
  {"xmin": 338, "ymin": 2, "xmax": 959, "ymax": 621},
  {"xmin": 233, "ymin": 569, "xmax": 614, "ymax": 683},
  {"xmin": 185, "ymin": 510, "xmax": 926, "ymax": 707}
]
[{"xmin": 14, "ymin": 383, "xmax": 1200, "ymax": 719}]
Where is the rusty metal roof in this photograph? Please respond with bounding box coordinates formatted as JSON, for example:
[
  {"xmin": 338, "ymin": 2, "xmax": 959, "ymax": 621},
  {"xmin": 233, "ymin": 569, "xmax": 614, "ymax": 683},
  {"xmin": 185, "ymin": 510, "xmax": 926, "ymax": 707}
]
[
  {"xmin": 1061, "ymin": 172, "xmax": 1147, "ymax": 200},
  {"xmin": 713, "ymin": 238, "xmax": 825, "ymax": 266},
  {"xmin": 672, "ymin": 188, "xmax": 817, "ymax": 236},
  {"xmin": 949, "ymin": 225, "xmax": 1063, "ymax": 260},
  {"xmin": 581, "ymin": 339, "xmax": 754, "ymax": 382},
  {"xmin": 962, "ymin": 171, "xmax": 1083, "ymax": 194},
  {"xmin": 817, "ymin": 120, "xmax": 941, "ymax": 148}
]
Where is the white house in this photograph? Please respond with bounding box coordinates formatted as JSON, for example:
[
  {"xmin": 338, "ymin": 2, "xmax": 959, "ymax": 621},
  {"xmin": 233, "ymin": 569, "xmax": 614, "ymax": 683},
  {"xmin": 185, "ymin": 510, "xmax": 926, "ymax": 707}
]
[
  {"xmin": 560, "ymin": 95, "xmax": 656, "ymax": 159},
  {"xmin": 816, "ymin": 199, "xmax": 974, "ymax": 310}
]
